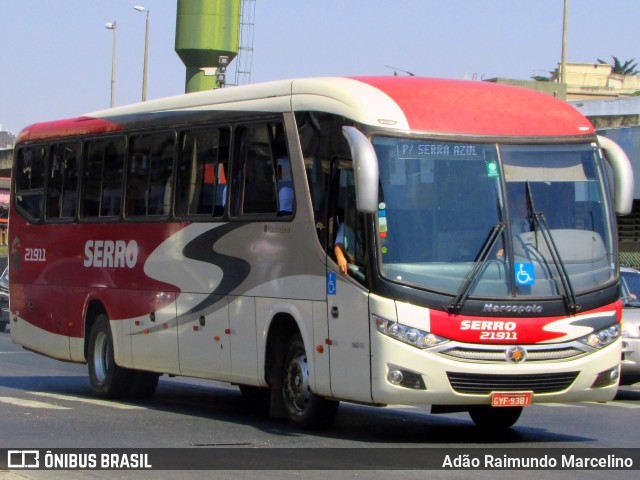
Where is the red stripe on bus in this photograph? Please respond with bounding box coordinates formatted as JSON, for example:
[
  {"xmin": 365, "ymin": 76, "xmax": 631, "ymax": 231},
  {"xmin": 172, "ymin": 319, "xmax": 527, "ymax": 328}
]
[
  {"xmin": 16, "ymin": 116, "xmax": 123, "ymax": 142},
  {"xmin": 429, "ymin": 301, "xmax": 620, "ymax": 345}
]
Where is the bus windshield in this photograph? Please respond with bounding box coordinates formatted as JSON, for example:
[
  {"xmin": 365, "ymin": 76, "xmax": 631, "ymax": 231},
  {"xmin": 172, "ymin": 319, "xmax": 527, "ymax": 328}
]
[{"xmin": 373, "ymin": 137, "xmax": 615, "ymax": 298}]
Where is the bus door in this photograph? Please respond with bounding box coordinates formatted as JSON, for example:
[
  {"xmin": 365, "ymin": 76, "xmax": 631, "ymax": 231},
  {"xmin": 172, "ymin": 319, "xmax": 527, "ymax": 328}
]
[{"xmin": 326, "ymin": 166, "xmax": 373, "ymax": 403}]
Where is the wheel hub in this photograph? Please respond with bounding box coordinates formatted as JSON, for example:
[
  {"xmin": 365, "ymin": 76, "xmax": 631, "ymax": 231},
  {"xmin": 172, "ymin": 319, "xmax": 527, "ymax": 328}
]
[{"xmin": 285, "ymin": 351, "xmax": 310, "ymax": 414}]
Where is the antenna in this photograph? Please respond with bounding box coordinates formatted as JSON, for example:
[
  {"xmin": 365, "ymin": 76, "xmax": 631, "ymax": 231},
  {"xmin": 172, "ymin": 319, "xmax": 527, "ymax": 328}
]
[{"xmin": 385, "ymin": 65, "xmax": 415, "ymax": 76}]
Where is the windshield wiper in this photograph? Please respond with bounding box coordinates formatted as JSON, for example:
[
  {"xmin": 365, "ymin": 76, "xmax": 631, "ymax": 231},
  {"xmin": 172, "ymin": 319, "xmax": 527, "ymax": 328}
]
[
  {"xmin": 448, "ymin": 222, "xmax": 505, "ymax": 314},
  {"xmin": 525, "ymin": 182, "xmax": 581, "ymax": 314}
]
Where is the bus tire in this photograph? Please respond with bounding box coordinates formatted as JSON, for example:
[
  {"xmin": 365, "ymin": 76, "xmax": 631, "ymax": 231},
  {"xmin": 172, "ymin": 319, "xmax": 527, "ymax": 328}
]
[
  {"xmin": 468, "ymin": 405, "xmax": 523, "ymax": 429},
  {"xmin": 281, "ymin": 334, "xmax": 339, "ymax": 429},
  {"xmin": 87, "ymin": 314, "xmax": 132, "ymax": 398}
]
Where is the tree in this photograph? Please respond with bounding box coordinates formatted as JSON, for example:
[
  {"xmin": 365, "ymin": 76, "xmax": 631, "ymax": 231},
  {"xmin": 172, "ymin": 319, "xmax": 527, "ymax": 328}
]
[{"xmin": 597, "ymin": 56, "xmax": 639, "ymax": 75}]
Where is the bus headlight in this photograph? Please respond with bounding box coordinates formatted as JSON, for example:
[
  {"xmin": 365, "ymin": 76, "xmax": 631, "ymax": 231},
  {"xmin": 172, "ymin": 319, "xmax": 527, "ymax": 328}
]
[
  {"xmin": 373, "ymin": 315, "xmax": 449, "ymax": 349},
  {"xmin": 578, "ymin": 324, "xmax": 621, "ymax": 349}
]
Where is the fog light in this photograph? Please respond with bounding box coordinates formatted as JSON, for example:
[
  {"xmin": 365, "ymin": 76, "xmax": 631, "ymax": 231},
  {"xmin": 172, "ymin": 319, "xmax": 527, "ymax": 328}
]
[
  {"xmin": 388, "ymin": 370, "xmax": 404, "ymax": 385},
  {"xmin": 610, "ymin": 368, "xmax": 620, "ymax": 383},
  {"xmin": 591, "ymin": 366, "xmax": 620, "ymax": 388}
]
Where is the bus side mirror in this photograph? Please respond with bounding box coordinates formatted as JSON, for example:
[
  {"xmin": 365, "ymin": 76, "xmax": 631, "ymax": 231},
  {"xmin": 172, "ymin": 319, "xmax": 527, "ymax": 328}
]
[
  {"xmin": 342, "ymin": 126, "xmax": 379, "ymax": 214},
  {"xmin": 598, "ymin": 135, "xmax": 634, "ymax": 216}
]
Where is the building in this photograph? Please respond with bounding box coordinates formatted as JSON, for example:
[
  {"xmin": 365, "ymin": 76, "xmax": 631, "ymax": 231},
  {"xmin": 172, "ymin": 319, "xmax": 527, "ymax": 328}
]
[
  {"xmin": 0, "ymin": 128, "xmax": 14, "ymax": 149},
  {"xmin": 564, "ymin": 63, "xmax": 640, "ymax": 100},
  {"xmin": 488, "ymin": 62, "xmax": 640, "ymax": 102},
  {"xmin": 0, "ymin": 128, "xmax": 14, "ymax": 179}
]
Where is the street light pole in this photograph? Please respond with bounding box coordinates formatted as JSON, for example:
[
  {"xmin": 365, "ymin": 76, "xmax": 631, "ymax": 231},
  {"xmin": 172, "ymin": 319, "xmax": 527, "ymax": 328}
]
[
  {"xmin": 105, "ymin": 21, "xmax": 117, "ymax": 108},
  {"xmin": 134, "ymin": 6, "xmax": 150, "ymax": 101},
  {"xmin": 560, "ymin": 0, "xmax": 568, "ymax": 84}
]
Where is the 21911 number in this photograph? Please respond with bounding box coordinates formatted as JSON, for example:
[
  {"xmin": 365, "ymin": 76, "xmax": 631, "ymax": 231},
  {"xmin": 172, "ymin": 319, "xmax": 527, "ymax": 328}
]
[
  {"xmin": 480, "ymin": 331, "xmax": 517, "ymax": 340},
  {"xmin": 24, "ymin": 247, "xmax": 47, "ymax": 262}
]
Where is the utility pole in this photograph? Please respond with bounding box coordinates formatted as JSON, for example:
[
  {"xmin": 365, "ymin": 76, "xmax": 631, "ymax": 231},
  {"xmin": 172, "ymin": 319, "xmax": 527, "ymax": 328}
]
[
  {"xmin": 105, "ymin": 21, "xmax": 117, "ymax": 108},
  {"xmin": 560, "ymin": 0, "xmax": 568, "ymax": 83},
  {"xmin": 134, "ymin": 6, "xmax": 150, "ymax": 101}
]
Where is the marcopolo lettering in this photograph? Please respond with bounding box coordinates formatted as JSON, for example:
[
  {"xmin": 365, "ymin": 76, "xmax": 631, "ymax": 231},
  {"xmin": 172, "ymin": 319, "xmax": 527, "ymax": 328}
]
[
  {"xmin": 84, "ymin": 240, "xmax": 138, "ymax": 268},
  {"xmin": 482, "ymin": 303, "xmax": 543, "ymax": 314}
]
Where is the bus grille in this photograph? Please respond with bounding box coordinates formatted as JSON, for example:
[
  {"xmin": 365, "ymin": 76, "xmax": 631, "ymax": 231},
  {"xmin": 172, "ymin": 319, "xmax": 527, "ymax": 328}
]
[
  {"xmin": 446, "ymin": 371, "xmax": 579, "ymax": 394},
  {"xmin": 440, "ymin": 346, "xmax": 585, "ymax": 363}
]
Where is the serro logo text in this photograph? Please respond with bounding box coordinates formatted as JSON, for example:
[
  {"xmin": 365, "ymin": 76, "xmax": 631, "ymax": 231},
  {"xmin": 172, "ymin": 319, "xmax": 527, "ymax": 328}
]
[
  {"xmin": 460, "ymin": 320, "xmax": 516, "ymax": 331},
  {"xmin": 84, "ymin": 240, "xmax": 138, "ymax": 268}
]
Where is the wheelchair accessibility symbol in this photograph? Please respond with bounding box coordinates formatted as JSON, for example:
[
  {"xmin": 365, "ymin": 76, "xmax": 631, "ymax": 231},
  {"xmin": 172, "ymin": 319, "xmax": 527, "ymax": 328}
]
[
  {"xmin": 327, "ymin": 272, "xmax": 337, "ymax": 295},
  {"xmin": 515, "ymin": 263, "xmax": 535, "ymax": 286}
]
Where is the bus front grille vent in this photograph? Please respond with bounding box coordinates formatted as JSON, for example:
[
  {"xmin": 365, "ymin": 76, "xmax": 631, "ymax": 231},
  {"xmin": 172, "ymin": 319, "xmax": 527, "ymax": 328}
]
[
  {"xmin": 446, "ymin": 371, "xmax": 579, "ymax": 395},
  {"xmin": 400, "ymin": 370, "xmax": 426, "ymax": 390},
  {"xmin": 440, "ymin": 346, "xmax": 585, "ymax": 363}
]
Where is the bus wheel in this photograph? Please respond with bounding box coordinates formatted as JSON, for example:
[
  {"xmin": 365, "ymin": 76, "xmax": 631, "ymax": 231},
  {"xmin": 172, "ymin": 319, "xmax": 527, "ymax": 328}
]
[
  {"xmin": 87, "ymin": 314, "xmax": 131, "ymax": 398},
  {"xmin": 468, "ymin": 405, "xmax": 523, "ymax": 429},
  {"xmin": 282, "ymin": 334, "xmax": 339, "ymax": 429}
]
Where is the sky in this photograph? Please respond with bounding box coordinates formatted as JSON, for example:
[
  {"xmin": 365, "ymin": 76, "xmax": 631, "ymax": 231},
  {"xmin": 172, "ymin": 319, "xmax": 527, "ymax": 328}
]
[{"xmin": 1, "ymin": 0, "xmax": 638, "ymax": 135}]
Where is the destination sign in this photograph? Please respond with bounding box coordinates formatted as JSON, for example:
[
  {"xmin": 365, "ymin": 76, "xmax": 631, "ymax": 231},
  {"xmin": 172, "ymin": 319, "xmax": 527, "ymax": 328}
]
[{"xmin": 397, "ymin": 142, "xmax": 482, "ymax": 160}]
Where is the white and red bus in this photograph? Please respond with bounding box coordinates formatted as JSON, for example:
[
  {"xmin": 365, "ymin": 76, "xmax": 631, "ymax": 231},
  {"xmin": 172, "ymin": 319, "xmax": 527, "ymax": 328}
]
[{"xmin": 9, "ymin": 77, "xmax": 634, "ymax": 429}]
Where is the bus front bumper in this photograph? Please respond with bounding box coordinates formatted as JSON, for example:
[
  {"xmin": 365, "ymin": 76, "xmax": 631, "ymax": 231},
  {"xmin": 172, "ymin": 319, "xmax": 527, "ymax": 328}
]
[{"xmin": 370, "ymin": 332, "xmax": 621, "ymax": 406}]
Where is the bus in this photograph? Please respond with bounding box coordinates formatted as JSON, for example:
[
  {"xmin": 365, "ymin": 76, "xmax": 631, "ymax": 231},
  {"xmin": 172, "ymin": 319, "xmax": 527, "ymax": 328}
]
[{"xmin": 9, "ymin": 76, "xmax": 634, "ymax": 429}]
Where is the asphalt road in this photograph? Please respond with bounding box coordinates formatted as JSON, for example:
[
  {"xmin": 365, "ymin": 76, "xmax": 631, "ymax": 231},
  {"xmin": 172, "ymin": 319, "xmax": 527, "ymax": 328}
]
[{"xmin": 1, "ymin": 327, "xmax": 639, "ymax": 480}]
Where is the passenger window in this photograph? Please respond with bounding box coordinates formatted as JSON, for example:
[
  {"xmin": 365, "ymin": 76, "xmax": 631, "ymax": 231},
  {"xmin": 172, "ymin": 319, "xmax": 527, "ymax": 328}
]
[
  {"xmin": 127, "ymin": 132, "xmax": 175, "ymax": 217},
  {"xmin": 176, "ymin": 127, "xmax": 230, "ymax": 218},
  {"xmin": 47, "ymin": 142, "xmax": 80, "ymax": 219},
  {"xmin": 274, "ymin": 128, "xmax": 294, "ymax": 216},
  {"xmin": 237, "ymin": 125, "xmax": 277, "ymax": 214},
  {"xmin": 233, "ymin": 122, "xmax": 293, "ymax": 216},
  {"xmin": 296, "ymin": 112, "xmax": 353, "ymax": 250},
  {"xmin": 15, "ymin": 145, "xmax": 47, "ymax": 221},
  {"xmin": 82, "ymin": 138, "xmax": 125, "ymax": 219},
  {"xmin": 332, "ymin": 168, "xmax": 367, "ymax": 283}
]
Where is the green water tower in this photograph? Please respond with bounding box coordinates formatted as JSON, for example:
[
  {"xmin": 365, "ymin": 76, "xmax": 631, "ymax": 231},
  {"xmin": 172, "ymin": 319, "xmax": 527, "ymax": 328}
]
[{"xmin": 175, "ymin": 0, "xmax": 241, "ymax": 93}]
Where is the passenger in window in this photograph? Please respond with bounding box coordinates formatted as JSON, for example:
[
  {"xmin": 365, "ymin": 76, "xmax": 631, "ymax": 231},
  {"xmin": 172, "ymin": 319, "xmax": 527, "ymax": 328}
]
[
  {"xmin": 277, "ymin": 162, "xmax": 294, "ymax": 215},
  {"xmin": 334, "ymin": 206, "xmax": 358, "ymax": 276},
  {"xmin": 214, "ymin": 163, "xmax": 227, "ymax": 215},
  {"xmin": 334, "ymin": 222, "xmax": 351, "ymax": 276},
  {"xmin": 497, "ymin": 188, "xmax": 531, "ymax": 259}
]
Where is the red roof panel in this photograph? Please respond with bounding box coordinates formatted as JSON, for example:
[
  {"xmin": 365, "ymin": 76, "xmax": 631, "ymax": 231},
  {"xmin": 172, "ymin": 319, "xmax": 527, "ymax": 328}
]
[{"xmin": 352, "ymin": 77, "xmax": 594, "ymax": 137}]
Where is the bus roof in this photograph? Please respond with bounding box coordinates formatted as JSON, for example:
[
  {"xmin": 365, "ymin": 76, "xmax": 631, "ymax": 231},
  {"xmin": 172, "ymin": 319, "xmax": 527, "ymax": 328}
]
[{"xmin": 16, "ymin": 76, "xmax": 594, "ymax": 142}]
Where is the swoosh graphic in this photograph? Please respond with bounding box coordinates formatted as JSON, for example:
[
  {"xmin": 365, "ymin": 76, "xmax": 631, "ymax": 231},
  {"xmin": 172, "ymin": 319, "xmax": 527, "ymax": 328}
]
[
  {"xmin": 540, "ymin": 310, "xmax": 617, "ymax": 343},
  {"xmin": 141, "ymin": 222, "xmax": 250, "ymax": 324},
  {"xmin": 178, "ymin": 222, "xmax": 251, "ymax": 318},
  {"xmin": 144, "ymin": 223, "xmax": 225, "ymax": 291}
]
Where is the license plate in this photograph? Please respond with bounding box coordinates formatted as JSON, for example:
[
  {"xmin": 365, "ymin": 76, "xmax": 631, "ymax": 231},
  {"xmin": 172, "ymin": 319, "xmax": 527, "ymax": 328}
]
[{"xmin": 491, "ymin": 391, "xmax": 532, "ymax": 407}]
